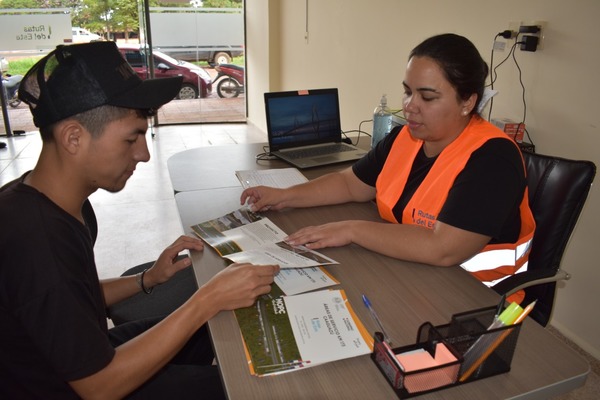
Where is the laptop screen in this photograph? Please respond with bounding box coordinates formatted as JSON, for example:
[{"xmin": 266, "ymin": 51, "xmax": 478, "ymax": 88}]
[{"xmin": 265, "ymin": 88, "xmax": 342, "ymax": 151}]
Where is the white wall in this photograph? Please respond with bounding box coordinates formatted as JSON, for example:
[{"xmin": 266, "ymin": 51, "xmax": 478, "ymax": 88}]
[
  {"xmin": 245, "ymin": 0, "xmax": 273, "ymax": 131},
  {"xmin": 246, "ymin": 0, "xmax": 600, "ymax": 359}
]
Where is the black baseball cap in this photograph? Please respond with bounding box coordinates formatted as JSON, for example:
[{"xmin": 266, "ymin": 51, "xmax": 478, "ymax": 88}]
[{"xmin": 19, "ymin": 41, "xmax": 183, "ymax": 128}]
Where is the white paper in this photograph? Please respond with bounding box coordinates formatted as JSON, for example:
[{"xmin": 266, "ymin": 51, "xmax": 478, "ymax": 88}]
[
  {"xmin": 226, "ymin": 242, "xmax": 338, "ymax": 269},
  {"xmin": 478, "ymin": 88, "xmax": 498, "ymax": 114},
  {"xmin": 275, "ymin": 267, "xmax": 339, "ymax": 295},
  {"xmin": 221, "ymin": 218, "xmax": 288, "ymax": 250},
  {"xmin": 283, "ymin": 289, "xmax": 373, "ymax": 365},
  {"xmin": 191, "ymin": 208, "xmax": 338, "ymax": 269},
  {"xmin": 236, "ymin": 168, "xmax": 308, "ymax": 189}
]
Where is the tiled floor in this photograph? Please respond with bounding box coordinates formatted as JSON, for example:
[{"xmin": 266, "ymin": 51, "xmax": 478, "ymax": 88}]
[{"xmin": 1, "ymin": 123, "xmax": 598, "ymax": 398}]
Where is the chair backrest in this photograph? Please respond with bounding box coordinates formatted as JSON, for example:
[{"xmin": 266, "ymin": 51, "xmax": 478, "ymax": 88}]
[
  {"xmin": 495, "ymin": 151, "xmax": 595, "ymax": 325},
  {"xmin": 525, "ymin": 152, "xmax": 595, "ymax": 276}
]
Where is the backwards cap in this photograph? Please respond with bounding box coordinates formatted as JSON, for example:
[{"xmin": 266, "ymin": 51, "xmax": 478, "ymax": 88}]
[{"xmin": 19, "ymin": 41, "xmax": 183, "ymax": 127}]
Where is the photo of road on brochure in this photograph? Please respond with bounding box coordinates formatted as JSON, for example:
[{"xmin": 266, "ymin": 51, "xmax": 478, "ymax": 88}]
[
  {"xmin": 191, "ymin": 207, "xmax": 262, "ymax": 255},
  {"xmin": 191, "ymin": 208, "xmax": 338, "ymax": 268},
  {"xmin": 235, "ymin": 284, "xmax": 304, "ymax": 376},
  {"xmin": 235, "ymin": 287, "xmax": 373, "ymax": 377}
]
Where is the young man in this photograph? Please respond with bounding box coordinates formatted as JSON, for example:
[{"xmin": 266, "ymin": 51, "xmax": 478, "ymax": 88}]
[{"xmin": 0, "ymin": 41, "xmax": 279, "ymax": 399}]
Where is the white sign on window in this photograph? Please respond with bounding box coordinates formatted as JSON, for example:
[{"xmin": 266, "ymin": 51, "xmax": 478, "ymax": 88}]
[{"xmin": 0, "ymin": 11, "xmax": 72, "ymax": 51}]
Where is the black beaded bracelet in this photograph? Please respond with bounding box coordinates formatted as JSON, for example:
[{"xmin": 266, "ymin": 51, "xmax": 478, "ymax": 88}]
[{"xmin": 140, "ymin": 268, "xmax": 154, "ymax": 294}]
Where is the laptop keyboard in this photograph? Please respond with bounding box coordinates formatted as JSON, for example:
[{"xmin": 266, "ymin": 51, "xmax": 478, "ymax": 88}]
[{"xmin": 283, "ymin": 143, "xmax": 356, "ymax": 160}]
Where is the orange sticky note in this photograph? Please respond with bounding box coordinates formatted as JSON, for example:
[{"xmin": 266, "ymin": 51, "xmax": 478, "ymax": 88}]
[
  {"xmin": 396, "ymin": 348, "xmax": 436, "ymax": 372},
  {"xmin": 396, "ymin": 344, "xmax": 459, "ymax": 393},
  {"xmin": 433, "ymin": 343, "xmax": 457, "ymax": 364}
]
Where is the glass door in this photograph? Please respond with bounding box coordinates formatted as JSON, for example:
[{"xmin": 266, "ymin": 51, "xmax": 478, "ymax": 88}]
[
  {"xmin": 138, "ymin": 1, "xmax": 246, "ymax": 125},
  {"xmin": 0, "ymin": 1, "xmax": 246, "ymax": 136},
  {"xmin": 1, "ymin": 7, "xmax": 73, "ymax": 136}
]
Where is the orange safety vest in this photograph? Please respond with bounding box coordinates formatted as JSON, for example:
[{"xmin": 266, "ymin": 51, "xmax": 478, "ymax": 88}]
[{"xmin": 376, "ymin": 118, "xmax": 535, "ymax": 301}]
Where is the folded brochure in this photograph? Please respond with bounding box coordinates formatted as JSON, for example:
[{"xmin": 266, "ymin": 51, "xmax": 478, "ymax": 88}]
[
  {"xmin": 235, "ymin": 287, "xmax": 374, "ymax": 376},
  {"xmin": 191, "ymin": 207, "xmax": 337, "ymax": 268},
  {"xmin": 274, "ymin": 267, "xmax": 339, "ymax": 296}
]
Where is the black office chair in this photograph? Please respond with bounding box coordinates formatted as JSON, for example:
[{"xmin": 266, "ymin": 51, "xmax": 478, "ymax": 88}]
[
  {"xmin": 107, "ymin": 259, "xmax": 198, "ymax": 326},
  {"xmin": 492, "ymin": 151, "xmax": 596, "ymax": 326}
]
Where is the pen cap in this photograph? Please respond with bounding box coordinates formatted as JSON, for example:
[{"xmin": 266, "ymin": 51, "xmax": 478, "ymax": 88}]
[{"xmin": 498, "ymin": 302, "xmax": 523, "ymax": 326}]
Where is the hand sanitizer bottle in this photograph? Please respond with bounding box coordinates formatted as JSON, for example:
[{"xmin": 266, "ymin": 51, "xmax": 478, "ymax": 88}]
[{"xmin": 372, "ymin": 94, "xmax": 392, "ymax": 148}]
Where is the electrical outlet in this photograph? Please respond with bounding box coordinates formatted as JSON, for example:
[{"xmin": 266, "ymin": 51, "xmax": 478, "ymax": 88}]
[
  {"xmin": 521, "ymin": 20, "xmax": 546, "ymax": 50},
  {"xmin": 509, "ymin": 21, "xmax": 521, "ymax": 36},
  {"xmin": 507, "ymin": 20, "xmax": 547, "ymax": 51}
]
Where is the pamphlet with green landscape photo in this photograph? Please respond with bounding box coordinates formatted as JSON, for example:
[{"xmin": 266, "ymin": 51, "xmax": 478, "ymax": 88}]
[
  {"xmin": 235, "ymin": 288, "xmax": 374, "ymax": 377},
  {"xmin": 191, "ymin": 207, "xmax": 338, "ymax": 268}
]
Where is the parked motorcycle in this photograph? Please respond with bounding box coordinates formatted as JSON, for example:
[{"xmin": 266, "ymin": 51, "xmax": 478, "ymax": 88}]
[
  {"xmin": 2, "ymin": 73, "xmax": 23, "ymax": 108},
  {"xmin": 213, "ymin": 63, "xmax": 244, "ymax": 98}
]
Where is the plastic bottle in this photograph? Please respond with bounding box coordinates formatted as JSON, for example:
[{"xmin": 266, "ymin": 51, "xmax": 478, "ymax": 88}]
[{"xmin": 372, "ymin": 94, "xmax": 392, "ymax": 148}]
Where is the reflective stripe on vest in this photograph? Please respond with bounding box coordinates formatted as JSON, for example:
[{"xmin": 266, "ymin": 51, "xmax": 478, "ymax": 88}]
[
  {"xmin": 375, "ymin": 117, "xmax": 536, "ymax": 286},
  {"xmin": 461, "ymin": 239, "xmax": 532, "ymax": 286},
  {"xmin": 478, "ymin": 261, "xmax": 529, "ymax": 287}
]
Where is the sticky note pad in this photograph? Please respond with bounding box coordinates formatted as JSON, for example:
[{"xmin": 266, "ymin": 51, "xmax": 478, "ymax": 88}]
[
  {"xmin": 396, "ymin": 348, "xmax": 435, "ymax": 372},
  {"xmin": 433, "ymin": 343, "xmax": 457, "ymax": 364},
  {"xmin": 396, "ymin": 343, "xmax": 457, "ymax": 371},
  {"xmin": 396, "ymin": 343, "xmax": 459, "ymax": 393}
]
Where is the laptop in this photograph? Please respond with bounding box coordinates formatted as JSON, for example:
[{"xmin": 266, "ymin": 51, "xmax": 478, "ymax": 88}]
[{"xmin": 264, "ymin": 88, "xmax": 367, "ymax": 169}]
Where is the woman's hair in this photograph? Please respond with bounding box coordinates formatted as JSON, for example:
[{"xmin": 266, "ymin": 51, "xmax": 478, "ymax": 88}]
[
  {"xmin": 409, "ymin": 33, "xmax": 488, "ymax": 115},
  {"xmin": 39, "ymin": 105, "xmax": 154, "ymax": 141}
]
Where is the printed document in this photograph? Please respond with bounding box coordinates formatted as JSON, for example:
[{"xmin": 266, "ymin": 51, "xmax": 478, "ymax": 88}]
[
  {"xmin": 236, "ymin": 168, "xmax": 308, "ymax": 189},
  {"xmin": 191, "ymin": 207, "xmax": 337, "ymax": 268},
  {"xmin": 275, "ymin": 267, "xmax": 339, "ymax": 296},
  {"xmin": 235, "ymin": 288, "xmax": 373, "ymax": 376}
]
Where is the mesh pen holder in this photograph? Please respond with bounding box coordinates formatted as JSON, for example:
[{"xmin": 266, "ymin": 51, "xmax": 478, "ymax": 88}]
[
  {"xmin": 435, "ymin": 305, "xmax": 522, "ymax": 382},
  {"xmin": 371, "ymin": 305, "xmax": 522, "ymax": 398}
]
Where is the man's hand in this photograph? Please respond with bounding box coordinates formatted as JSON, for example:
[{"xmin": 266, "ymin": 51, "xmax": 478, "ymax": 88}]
[
  {"xmin": 202, "ymin": 263, "xmax": 281, "ymax": 312},
  {"xmin": 143, "ymin": 235, "xmax": 204, "ymax": 287}
]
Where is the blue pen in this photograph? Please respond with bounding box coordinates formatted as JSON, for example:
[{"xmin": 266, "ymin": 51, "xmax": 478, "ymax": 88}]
[{"xmin": 362, "ymin": 294, "xmax": 392, "ymax": 345}]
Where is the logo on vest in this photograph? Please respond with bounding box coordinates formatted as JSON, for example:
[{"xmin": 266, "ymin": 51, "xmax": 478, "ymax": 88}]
[{"xmin": 412, "ymin": 208, "xmax": 436, "ymax": 229}]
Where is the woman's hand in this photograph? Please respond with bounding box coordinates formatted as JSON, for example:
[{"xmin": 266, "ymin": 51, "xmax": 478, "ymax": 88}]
[
  {"xmin": 240, "ymin": 186, "xmax": 288, "ymax": 212},
  {"xmin": 284, "ymin": 221, "xmax": 356, "ymax": 250}
]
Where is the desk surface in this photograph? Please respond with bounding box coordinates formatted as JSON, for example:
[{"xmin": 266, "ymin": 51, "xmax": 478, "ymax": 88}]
[
  {"xmin": 169, "ymin": 143, "xmax": 589, "ymax": 399},
  {"xmin": 175, "ymin": 188, "xmax": 588, "ymax": 400},
  {"xmin": 167, "ymin": 139, "xmax": 369, "ymax": 192}
]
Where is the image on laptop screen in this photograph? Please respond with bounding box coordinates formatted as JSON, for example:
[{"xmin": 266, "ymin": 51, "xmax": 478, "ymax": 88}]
[{"xmin": 265, "ymin": 88, "xmax": 342, "ymax": 151}]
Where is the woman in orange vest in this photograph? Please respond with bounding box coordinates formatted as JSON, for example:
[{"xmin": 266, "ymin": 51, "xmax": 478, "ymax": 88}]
[{"xmin": 241, "ymin": 34, "xmax": 535, "ymax": 300}]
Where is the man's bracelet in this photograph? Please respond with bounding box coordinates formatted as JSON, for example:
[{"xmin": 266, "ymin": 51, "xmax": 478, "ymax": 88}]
[{"xmin": 136, "ymin": 268, "xmax": 154, "ymax": 294}]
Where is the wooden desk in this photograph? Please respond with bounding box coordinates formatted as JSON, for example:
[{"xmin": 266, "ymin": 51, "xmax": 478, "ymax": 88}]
[
  {"xmin": 174, "ymin": 185, "xmax": 589, "ymax": 399},
  {"xmin": 167, "ymin": 139, "xmax": 370, "ymax": 193}
]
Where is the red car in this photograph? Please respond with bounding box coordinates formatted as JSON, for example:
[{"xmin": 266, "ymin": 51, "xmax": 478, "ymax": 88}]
[{"xmin": 118, "ymin": 44, "xmax": 212, "ymax": 99}]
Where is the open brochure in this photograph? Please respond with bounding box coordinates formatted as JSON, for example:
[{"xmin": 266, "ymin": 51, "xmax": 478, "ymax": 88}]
[
  {"xmin": 191, "ymin": 208, "xmax": 338, "ymax": 269},
  {"xmin": 236, "ymin": 167, "xmax": 308, "ymax": 189},
  {"xmin": 275, "ymin": 267, "xmax": 339, "ymax": 296},
  {"xmin": 235, "ymin": 288, "xmax": 374, "ymax": 376}
]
